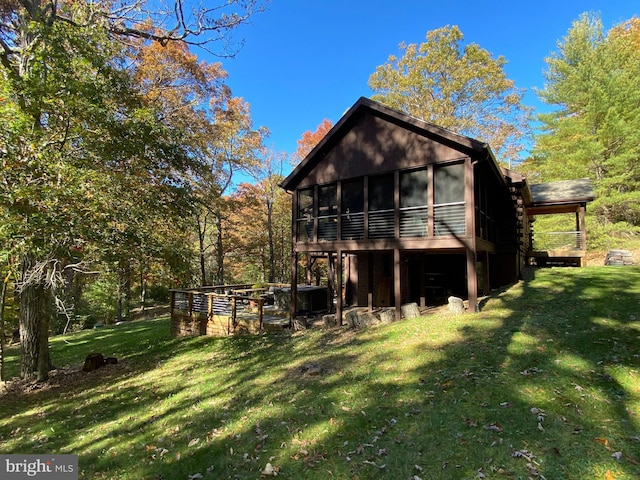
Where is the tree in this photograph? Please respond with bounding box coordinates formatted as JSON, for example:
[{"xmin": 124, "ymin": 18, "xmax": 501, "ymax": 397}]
[
  {"xmin": 368, "ymin": 25, "xmax": 531, "ymax": 167},
  {"xmin": 293, "ymin": 118, "xmax": 332, "ymax": 164},
  {"xmin": 228, "ymin": 171, "xmax": 291, "ymax": 285},
  {"xmin": 188, "ymin": 96, "xmax": 267, "ymax": 286},
  {"xmin": 533, "ymin": 13, "xmax": 640, "ymax": 227},
  {"xmin": 0, "ymin": 0, "xmax": 265, "ymax": 381},
  {"xmin": 249, "ymin": 149, "xmax": 290, "ymax": 283}
]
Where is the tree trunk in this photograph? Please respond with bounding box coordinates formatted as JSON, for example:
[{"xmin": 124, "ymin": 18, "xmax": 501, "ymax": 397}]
[
  {"xmin": 267, "ymin": 200, "xmax": 275, "ymax": 283},
  {"xmin": 0, "ymin": 270, "xmax": 7, "ymax": 382},
  {"xmin": 214, "ymin": 211, "xmax": 225, "ymax": 285},
  {"xmin": 19, "ymin": 257, "xmax": 52, "ymax": 382},
  {"xmin": 197, "ymin": 215, "xmax": 208, "ymax": 287},
  {"xmin": 139, "ymin": 268, "xmax": 146, "ymax": 313}
]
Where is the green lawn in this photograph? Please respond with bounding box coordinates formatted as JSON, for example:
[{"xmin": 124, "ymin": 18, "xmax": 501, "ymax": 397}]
[{"xmin": 1, "ymin": 266, "xmax": 640, "ymax": 479}]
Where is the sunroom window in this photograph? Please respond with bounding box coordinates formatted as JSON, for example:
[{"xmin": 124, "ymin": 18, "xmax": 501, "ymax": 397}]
[
  {"xmin": 368, "ymin": 173, "xmax": 395, "ymax": 238},
  {"xmin": 318, "ymin": 184, "xmax": 337, "ymax": 241},
  {"xmin": 400, "ymin": 168, "xmax": 428, "ymax": 237},
  {"xmin": 297, "ymin": 188, "xmax": 314, "ymax": 241},
  {"xmin": 434, "ymin": 163, "xmax": 465, "ymax": 236}
]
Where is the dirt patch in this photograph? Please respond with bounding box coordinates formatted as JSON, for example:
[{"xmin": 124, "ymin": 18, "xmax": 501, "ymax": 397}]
[{"xmin": 0, "ymin": 360, "xmax": 131, "ymax": 404}]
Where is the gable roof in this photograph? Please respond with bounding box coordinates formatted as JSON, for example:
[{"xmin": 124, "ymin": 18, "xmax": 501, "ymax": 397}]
[{"xmin": 280, "ymin": 97, "xmax": 500, "ymax": 191}]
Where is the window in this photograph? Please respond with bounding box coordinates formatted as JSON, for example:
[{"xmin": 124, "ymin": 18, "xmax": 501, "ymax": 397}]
[
  {"xmin": 368, "ymin": 173, "xmax": 395, "ymax": 238},
  {"xmin": 400, "ymin": 169, "xmax": 428, "ymax": 237},
  {"xmin": 318, "ymin": 184, "xmax": 337, "ymax": 240},
  {"xmin": 297, "ymin": 188, "xmax": 314, "ymax": 241},
  {"xmin": 434, "ymin": 163, "xmax": 465, "ymax": 236},
  {"xmin": 341, "ymin": 178, "xmax": 364, "ymax": 240}
]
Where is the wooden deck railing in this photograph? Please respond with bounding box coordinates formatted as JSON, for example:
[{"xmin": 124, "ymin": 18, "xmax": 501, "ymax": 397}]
[
  {"xmin": 171, "ymin": 287, "xmax": 265, "ymax": 335},
  {"xmin": 531, "ymin": 231, "xmax": 583, "ymax": 251},
  {"xmin": 170, "ymin": 284, "xmax": 291, "ymax": 336}
]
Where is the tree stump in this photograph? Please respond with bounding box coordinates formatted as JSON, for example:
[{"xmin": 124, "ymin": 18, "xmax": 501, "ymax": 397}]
[
  {"xmin": 322, "ymin": 314, "xmax": 337, "ymax": 328},
  {"xmin": 401, "ymin": 303, "xmax": 420, "ymax": 319},
  {"xmin": 379, "ymin": 308, "xmax": 396, "ymax": 323},
  {"xmin": 448, "ymin": 296, "xmax": 465, "ymax": 315},
  {"xmin": 292, "ymin": 318, "xmax": 307, "ymax": 331},
  {"xmin": 82, "ymin": 353, "xmax": 105, "ymax": 372},
  {"xmin": 345, "ymin": 310, "xmax": 359, "ymax": 328}
]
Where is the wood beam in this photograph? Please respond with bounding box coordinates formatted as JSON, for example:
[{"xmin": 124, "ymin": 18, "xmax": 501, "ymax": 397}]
[
  {"xmin": 336, "ymin": 250, "xmax": 343, "ymax": 325},
  {"xmin": 394, "ymin": 248, "xmax": 402, "ymax": 320}
]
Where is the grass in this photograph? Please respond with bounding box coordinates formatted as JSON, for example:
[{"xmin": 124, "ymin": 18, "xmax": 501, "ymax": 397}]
[{"xmin": 1, "ymin": 266, "xmax": 640, "ymax": 479}]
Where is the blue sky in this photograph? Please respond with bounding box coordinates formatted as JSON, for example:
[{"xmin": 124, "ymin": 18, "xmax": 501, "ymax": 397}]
[{"xmin": 218, "ymin": 0, "xmax": 638, "ymax": 169}]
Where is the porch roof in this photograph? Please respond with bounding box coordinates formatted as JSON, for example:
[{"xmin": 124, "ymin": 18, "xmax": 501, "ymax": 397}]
[{"xmin": 527, "ymin": 179, "xmax": 595, "ymax": 215}]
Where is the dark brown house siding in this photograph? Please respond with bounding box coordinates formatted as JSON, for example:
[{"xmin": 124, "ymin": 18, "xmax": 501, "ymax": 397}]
[
  {"xmin": 281, "ymin": 97, "xmax": 592, "ymax": 323},
  {"xmin": 294, "ymin": 110, "xmax": 469, "ymax": 188}
]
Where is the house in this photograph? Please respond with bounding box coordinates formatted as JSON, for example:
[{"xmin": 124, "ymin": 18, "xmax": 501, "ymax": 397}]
[{"xmin": 280, "ymin": 97, "xmax": 594, "ymax": 323}]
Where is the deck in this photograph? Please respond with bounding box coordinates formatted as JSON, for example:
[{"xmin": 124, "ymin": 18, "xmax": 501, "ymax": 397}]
[
  {"xmin": 528, "ymin": 231, "xmax": 586, "ymax": 267},
  {"xmin": 170, "ymin": 285, "xmax": 290, "ymax": 337}
]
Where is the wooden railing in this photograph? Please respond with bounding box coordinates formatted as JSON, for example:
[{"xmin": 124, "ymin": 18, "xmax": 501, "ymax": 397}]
[
  {"xmin": 532, "ymin": 231, "xmax": 583, "ymax": 251},
  {"xmin": 170, "ymin": 286, "xmax": 267, "ymax": 332}
]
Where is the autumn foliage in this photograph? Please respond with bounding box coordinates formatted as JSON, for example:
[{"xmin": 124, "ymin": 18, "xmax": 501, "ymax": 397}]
[{"xmin": 293, "ymin": 118, "xmax": 333, "ymax": 164}]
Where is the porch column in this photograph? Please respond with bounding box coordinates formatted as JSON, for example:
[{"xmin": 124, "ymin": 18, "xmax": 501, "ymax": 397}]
[
  {"xmin": 579, "ymin": 204, "xmax": 587, "ymax": 266},
  {"xmin": 367, "ymin": 252, "xmax": 373, "ymax": 311},
  {"xmin": 336, "ymin": 250, "xmax": 343, "ymax": 325},
  {"xmin": 327, "ymin": 252, "xmax": 335, "ymax": 313},
  {"xmin": 419, "ymin": 255, "xmax": 426, "ymax": 308},
  {"xmin": 579, "ymin": 205, "xmax": 587, "ymax": 250},
  {"xmin": 465, "ymin": 158, "xmax": 478, "ymax": 312},
  {"xmin": 290, "ymin": 252, "xmax": 298, "ymax": 326},
  {"xmin": 394, "ymin": 248, "xmax": 402, "ymax": 320},
  {"xmin": 466, "ymin": 248, "xmax": 478, "ymax": 313}
]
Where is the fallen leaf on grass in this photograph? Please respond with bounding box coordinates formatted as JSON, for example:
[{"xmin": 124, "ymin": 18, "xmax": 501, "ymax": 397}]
[
  {"xmin": 605, "ymin": 470, "xmax": 614, "ymax": 480},
  {"xmin": 465, "ymin": 418, "xmax": 478, "ymax": 428},
  {"xmin": 526, "ymin": 463, "xmax": 541, "ymax": 477},
  {"xmin": 512, "ymin": 450, "xmax": 536, "ymax": 462},
  {"xmin": 483, "ymin": 422, "xmax": 503, "ymax": 432},
  {"xmin": 187, "ymin": 438, "xmax": 200, "ymax": 448}
]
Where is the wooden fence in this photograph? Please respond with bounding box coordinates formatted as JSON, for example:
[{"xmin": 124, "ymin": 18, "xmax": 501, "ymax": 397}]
[{"xmin": 170, "ymin": 284, "xmax": 288, "ymax": 337}]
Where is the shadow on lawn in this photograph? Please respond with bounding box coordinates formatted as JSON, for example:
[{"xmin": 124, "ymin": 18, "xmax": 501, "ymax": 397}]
[
  {"xmin": 162, "ymin": 267, "xmax": 640, "ymax": 480},
  {"xmin": 1, "ymin": 268, "xmax": 639, "ymax": 479}
]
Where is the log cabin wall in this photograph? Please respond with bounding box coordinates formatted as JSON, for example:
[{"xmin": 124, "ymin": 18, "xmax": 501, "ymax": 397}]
[{"xmin": 281, "ymin": 98, "xmax": 532, "ymax": 321}]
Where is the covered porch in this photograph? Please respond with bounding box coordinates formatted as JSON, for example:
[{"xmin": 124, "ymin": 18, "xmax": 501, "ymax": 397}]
[{"xmin": 525, "ymin": 179, "xmax": 594, "ymax": 267}]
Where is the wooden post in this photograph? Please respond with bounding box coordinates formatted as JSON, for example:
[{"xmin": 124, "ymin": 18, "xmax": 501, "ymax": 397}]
[
  {"xmin": 579, "ymin": 204, "xmax": 587, "ymax": 266},
  {"xmin": 465, "ymin": 158, "xmax": 478, "ymax": 312},
  {"xmin": 419, "ymin": 255, "xmax": 426, "ymax": 308},
  {"xmin": 336, "ymin": 250, "xmax": 343, "ymax": 325},
  {"xmin": 394, "ymin": 248, "xmax": 402, "ymax": 321},
  {"xmin": 290, "ymin": 252, "xmax": 298, "ymax": 327},
  {"xmin": 579, "ymin": 205, "xmax": 587, "ymax": 251},
  {"xmin": 258, "ymin": 298, "xmax": 264, "ymax": 331},
  {"xmin": 466, "ymin": 248, "xmax": 478, "ymax": 312},
  {"xmin": 367, "ymin": 252, "xmax": 373, "ymax": 311},
  {"xmin": 327, "ymin": 252, "xmax": 335, "ymax": 313},
  {"xmin": 394, "ymin": 171, "xmax": 400, "ymax": 238},
  {"xmin": 231, "ymin": 297, "xmax": 237, "ymax": 331},
  {"xmin": 427, "ymin": 164, "xmax": 435, "ymax": 237}
]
